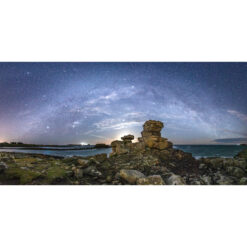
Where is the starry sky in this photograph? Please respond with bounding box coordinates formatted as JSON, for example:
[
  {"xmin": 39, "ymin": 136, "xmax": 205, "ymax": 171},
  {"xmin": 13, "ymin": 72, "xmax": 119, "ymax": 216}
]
[{"xmin": 0, "ymin": 62, "xmax": 246, "ymax": 145}]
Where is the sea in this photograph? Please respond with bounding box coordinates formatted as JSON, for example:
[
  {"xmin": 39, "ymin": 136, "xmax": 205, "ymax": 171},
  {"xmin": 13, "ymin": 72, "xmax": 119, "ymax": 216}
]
[{"xmin": 0, "ymin": 145, "xmax": 246, "ymax": 159}]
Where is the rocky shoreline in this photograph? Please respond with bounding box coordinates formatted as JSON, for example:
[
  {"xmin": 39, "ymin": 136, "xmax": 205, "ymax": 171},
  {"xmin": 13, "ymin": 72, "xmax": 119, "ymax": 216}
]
[{"xmin": 0, "ymin": 120, "xmax": 247, "ymax": 185}]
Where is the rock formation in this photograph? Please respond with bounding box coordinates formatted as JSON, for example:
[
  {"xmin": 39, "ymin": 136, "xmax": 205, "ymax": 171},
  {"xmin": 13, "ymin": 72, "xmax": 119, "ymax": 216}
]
[
  {"xmin": 108, "ymin": 120, "xmax": 199, "ymax": 183},
  {"xmin": 140, "ymin": 120, "xmax": 173, "ymax": 150},
  {"xmin": 110, "ymin": 120, "xmax": 173, "ymax": 157}
]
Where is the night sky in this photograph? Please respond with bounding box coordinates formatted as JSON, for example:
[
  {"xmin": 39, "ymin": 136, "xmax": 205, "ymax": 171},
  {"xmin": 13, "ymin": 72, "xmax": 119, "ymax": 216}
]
[{"xmin": 0, "ymin": 62, "xmax": 246, "ymax": 145}]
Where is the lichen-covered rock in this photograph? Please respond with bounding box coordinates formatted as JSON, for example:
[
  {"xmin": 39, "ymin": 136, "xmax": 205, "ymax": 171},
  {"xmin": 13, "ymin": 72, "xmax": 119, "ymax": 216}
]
[
  {"xmin": 208, "ymin": 158, "xmax": 224, "ymax": 169},
  {"xmin": 77, "ymin": 159, "xmax": 89, "ymax": 168},
  {"xmin": 137, "ymin": 175, "xmax": 165, "ymax": 185},
  {"xmin": 119, "ymin": 169, "xmax": 145, "ymax": 184},
  {"xmin": 88, "ymin": 158, "xmax": 100, "ymax": 166},
  {"xmin": 94, "ymin": 153, "xmax": 107, "ymax": 163},
  {"xmin": 83, "ymin": 166, "xmax": 102, "ymax": 177},
  {"xmin": 166, "ymin": 174, "xmax": 186, "ymax": 185},
  {"xmin": 201, "ymin": 175, "xmax": 212, "ymax": 185},
  {"xmin": 215, "ymin": 174, "xmax": 234, "ymax": 185},
  {"xmin": 226, "ymin": 166, "xmax": 245, "ymax": 178}
]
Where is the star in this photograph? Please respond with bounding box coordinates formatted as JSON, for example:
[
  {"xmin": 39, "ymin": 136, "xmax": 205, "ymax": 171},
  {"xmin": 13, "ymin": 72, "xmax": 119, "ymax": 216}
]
[{"xmin": 0, "ymin": 62, "xmax": 246, "ymax": 145}]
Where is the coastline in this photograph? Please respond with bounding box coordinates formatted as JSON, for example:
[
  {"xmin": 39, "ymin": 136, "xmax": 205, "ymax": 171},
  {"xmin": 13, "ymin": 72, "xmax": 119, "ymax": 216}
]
[
  {"xmin": 0, "ymin": 120, "xmax": 246, "ymax": 185},
  {"xmin": 0, "ymin": 148, "xmax": 246, "ymax": 185},
  {"xmin": 0, "ymin": 144, "xmax": 244, "ymax": 159}
]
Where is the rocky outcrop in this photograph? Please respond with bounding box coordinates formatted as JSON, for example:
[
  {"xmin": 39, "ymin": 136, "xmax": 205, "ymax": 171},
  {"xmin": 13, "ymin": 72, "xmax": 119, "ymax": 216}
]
[
  {"xmin": 196, "ymin": 156, "xmax": 247, "ymax": 185},
  {"xmin": 0, "ymin": 120, "xmax": 247, "ymax": 185},
  {"xmin": 140, "ymin": 120, "xmax": 173, "ymax": 150},
  {"xmin": 110, "ymin": 120, "xmax": 173, "ymax": 156},
  {"xmin": 109, "ymin": 120, "xmax": 197, "ymax": 178}
]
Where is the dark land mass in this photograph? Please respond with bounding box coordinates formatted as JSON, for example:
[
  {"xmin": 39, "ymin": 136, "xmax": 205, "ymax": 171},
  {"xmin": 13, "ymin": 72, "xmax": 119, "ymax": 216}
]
[
  {"xmin": 0, "ymin": 142, "xmax": 78, "ymax": 148},
  {"xmin": 0, "ymin": 120, "xmax": 247, "ymax": 185},
  {"xmin": 0, "ymin": 143, "xmax": 110, "ymax": 150}
]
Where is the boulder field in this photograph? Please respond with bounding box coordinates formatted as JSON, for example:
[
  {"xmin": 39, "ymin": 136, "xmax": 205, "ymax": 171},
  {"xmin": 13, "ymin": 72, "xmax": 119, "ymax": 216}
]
[{"xmin": 0, "ymin": 120, "xmax": 247, "ymax": 185}]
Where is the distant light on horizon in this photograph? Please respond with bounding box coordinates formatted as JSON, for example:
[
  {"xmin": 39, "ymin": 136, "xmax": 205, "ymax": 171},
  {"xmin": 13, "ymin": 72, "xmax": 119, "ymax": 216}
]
[{"xmin": 80, "ymin": 142, "xmax": 88, "ymax": 146}]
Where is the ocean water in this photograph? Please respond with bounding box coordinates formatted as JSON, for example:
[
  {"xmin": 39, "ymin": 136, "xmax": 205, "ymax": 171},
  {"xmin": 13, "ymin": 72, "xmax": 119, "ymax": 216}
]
[
  {"xmin": 174, "ymin": 145, "xmax": 246, "ymax": 159},
  {"xmin": 0, "ymin": 145, "xmax": 246, "ymax": 158}
]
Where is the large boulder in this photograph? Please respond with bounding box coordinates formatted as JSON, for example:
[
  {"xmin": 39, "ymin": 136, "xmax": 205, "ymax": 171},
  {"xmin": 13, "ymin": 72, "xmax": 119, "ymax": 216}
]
[
  {"xmin": 119, "ymin": 169, "xmax": 145, "ymax": 184},
  {"xmin": 83, "ymin": 166, "xmax": 102, "ymax": 177},
  {"xmin": 166, "ymin": 174, "xmax": 186, "ymax": 185}
]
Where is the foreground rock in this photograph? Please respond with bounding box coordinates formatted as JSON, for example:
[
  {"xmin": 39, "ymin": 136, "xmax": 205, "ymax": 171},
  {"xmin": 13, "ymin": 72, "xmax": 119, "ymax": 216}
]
[
  {"xmin": 166, "ymin": 174, "xmax": 185, "ymax": 185},
  {"xmin": 0, "ymin": 120, "xmax": 247, "ymax": 185},
  {"xmin": 119, "ymin": 169, "xmax": 145, "ymax": 184},
  {"xmin": 137, "ymin": 175, "xmax": 165, "ymax": 185}
]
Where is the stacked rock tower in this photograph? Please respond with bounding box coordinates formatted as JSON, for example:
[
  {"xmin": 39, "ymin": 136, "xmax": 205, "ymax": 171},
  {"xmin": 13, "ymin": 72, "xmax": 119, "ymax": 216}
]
[{"xmin": 110, "ymin": 120, "xmax": 173, "ymax": 156}]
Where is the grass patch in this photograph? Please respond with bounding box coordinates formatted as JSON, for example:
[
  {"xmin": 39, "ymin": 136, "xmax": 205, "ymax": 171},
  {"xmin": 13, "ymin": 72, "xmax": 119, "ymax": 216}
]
[
  {"xmin": 45, "ymin": 166, "xmax": 67, "ymax": 183},
  {"xmin": 5, "ymin": 168, "xmax": 41, "ymax": 184}
]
